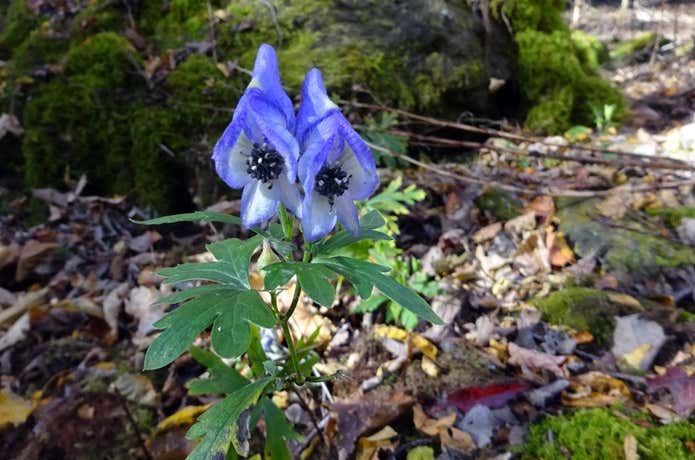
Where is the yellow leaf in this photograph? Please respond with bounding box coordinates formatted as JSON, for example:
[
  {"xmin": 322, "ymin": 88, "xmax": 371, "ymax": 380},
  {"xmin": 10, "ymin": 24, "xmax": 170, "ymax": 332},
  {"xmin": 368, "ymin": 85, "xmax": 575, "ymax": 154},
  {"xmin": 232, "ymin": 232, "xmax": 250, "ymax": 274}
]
[
  {"xmin": 411, "ymin": 334, "xmax": 438, "ymax": 360},
  {"xmin": 407, "ymin": 446, "xmax": 435, "ymax": 460},
  {"xmin": 620, "ymin": 344, "xmax": 653, "ymax": 371},
  {"xmin": 0, "ymin": 390, "xmax": 32, "ymax": 429},
  {"xmin": 374, "ymin": 325, "xmax": 407, "ymax": 341},
  {"xmin": 153, "ymin": 404, "xmax": 211, "ymax": 435},
  {"xmin": 421, "ymin": 356, "xmax": 439, "ymax": 378},
  {"xmin": 356, "ymin": 425, "xmax": 397, "ymax": 460}
]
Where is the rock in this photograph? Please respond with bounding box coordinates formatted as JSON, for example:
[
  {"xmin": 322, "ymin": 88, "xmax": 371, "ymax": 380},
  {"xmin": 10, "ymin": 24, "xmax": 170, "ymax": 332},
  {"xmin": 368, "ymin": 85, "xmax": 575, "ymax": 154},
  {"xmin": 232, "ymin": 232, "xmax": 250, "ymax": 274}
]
[{"xmin": 611, "ymin": 314, "xmax": 666, "ymax": 372}]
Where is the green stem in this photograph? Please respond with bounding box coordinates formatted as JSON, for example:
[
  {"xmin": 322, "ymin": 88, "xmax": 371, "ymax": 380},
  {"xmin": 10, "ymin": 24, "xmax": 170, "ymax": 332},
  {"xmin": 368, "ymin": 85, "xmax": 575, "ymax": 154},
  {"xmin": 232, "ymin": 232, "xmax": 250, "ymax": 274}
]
[
  {"xmin": 278, "ymin": 204, "xmax": 294, "ymax": 240},
  {"xmin": 281, "ymin": 283, "xmax": 303, "ymax": 384}
]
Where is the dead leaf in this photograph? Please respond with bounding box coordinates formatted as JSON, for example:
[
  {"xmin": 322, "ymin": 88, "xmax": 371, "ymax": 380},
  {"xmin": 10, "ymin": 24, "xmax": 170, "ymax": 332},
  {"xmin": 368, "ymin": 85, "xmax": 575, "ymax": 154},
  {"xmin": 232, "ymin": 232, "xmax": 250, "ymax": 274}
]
[
  {"xmin": 0, "ymin": 312, "xmax": 30, "ymax": 352},
  {"xmin": 512, "ymin": 233, "xmax": 550, "ymax": 276},
  {"xmin": 504, "ymin": 212, "xmax": 536, "ymax": 235},
  {"xmin": 412, "ymin": 404, "xmax": 475, "ymax": 453},
  {"xmin": 356, "ymin": 425, "xmax": 397, "ymax": 460},
  {"xmin": 562, "ymin": 372, "xmax": 631, "ymax": 407},
  {"xmin": 0, "ymin": 390, "xmax": 33, "ymax": 429},
  {"xmin": 624, "ymin": 434, "xmax": 638, "ymax": 460},
  {"xmin": 523, "ymin": 196, "xmax": 555, "ymax": 221},
  {"xmin": 124, "ymin": 286, "xmax": 164, "ymax": 348},
  {"xmin": 548, "ymin": 231, "xmax": 575, "ymax": 267},
  {"xmin": 647, "ymin": 367, "xmax": 695, "ymax": 417},
  {"xmin": 153, "ymin": 405, "xmax": 211, "ymax": 436},
  {"xmin": 102, "ymin": 283, "xmax": 129, "ymax": 342},
  {"xmin": 16, "ymin": 239, "xmax": 58, "ymax": 281},
  {"xmin": 0, "ymin": 242, "xmax": 20, "ymax": 270},
  {"xmin": 110, "ymin": 373, "xmax": 159, "ymax": 407},
  {"xmin": 507, "ymin": 342, "xmax": 565, "ymax": 378},
  {"xmin": 0, "ymin": 113, "xmax": 23, "ymax": 139},
  {"xmin": 472, "ymin": 222, "xmax": 502, "ymax": 243},
  {"xmin": 612, "ymin": 314, "xmax": 666, "ymax": 372}
]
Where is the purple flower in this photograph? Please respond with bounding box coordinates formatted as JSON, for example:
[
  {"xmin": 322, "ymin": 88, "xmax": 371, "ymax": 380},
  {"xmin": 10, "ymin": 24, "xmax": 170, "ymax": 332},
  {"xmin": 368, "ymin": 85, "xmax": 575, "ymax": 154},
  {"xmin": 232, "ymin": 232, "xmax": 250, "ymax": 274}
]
[
  {"xmin": 297, "ymin": 69, "xmax": 379, "ymax": 242},
  {"xmin": 212, "ymin": 44, "xmax": 300, "ymax": 228}
]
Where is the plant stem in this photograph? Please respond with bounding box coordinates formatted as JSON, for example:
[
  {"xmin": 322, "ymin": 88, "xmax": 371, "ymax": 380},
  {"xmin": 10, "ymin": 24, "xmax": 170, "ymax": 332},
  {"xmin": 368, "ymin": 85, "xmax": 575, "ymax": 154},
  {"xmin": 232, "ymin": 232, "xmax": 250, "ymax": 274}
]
[{"xmin": 278, "ymin": 204, "xmax": 294, "ymax": 240}]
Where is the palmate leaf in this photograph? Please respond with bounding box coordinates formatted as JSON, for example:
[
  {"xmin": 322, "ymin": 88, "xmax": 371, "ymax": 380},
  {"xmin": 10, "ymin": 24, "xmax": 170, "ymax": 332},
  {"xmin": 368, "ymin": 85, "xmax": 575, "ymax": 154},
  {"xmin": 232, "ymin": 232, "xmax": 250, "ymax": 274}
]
[
  {"xmin": 158, "ymin": 235, "xmax": 263, "ymax": 290},
  {"xmin": 317, "ymin": 257, "xmax": 443, "ymax": 325},
  {"xmin": 143, "ymin": 290, "xmax": 275, "ymax": 370},
  {"xmin": 186, "ymin": 378, "xmax": 272, "ymax": 460},
  {"xmin": 186, "ymin": 346, "xmax": 248, "ymax": 395},
  {"xmin": 264, "ymin": 262, "xmax": 336, "ymax": 307}
]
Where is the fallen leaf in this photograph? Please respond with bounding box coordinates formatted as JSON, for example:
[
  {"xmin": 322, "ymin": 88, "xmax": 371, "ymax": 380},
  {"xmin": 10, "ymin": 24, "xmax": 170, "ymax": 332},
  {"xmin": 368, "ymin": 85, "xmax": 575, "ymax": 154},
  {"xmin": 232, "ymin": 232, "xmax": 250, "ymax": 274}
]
[
  {"xmin": 407, "ymin": 446, "xmax": 435, "ymax": 460},
  {"xmin": 446, "ymin": 381, "xmax": 529, "ymax": 412},
  {"xmin": 562, "ymin": 372, "xmax": 631, "ymax": 407},
  {"xmin": 421, "ymin": 356, "xmax": 439, "ymax": 378},
  {"xmin": 0, "ymin": 312, "xmax": 30, "ymax": 352},
  {"xmin": 612, "ymin": 314, "xmax": 666, "ymax": 372},
  {"xmin": 457, "ymin": 404, "xmax": 495, "ymax": 447},
  {"xmin": 110, "ymin": 374, "xmax": 159, "ymax": 407},
  {"xmin": 125, "ymin": 286, "xmax": 165, "ymax": 348},
  {"xmin": 624, "ymin": 434, "xmax": 638, "ymax": 460},
  {"xmin": 507, "ymin": 342, "xmax": 565, "ymax": 377},
  {"xmin": 153, "ymin": 405, "xmax": 211, "ymax": 436},
  {"xmin": 356, "ymin": 425, "xmax": 397, "ymax": 460},
  {"xmin": 412, "ymin": 404, "xmax": 474, "ymax": 453},
  {"xmin": 504, "ymin": 212, "xmax": 536, "ymax": 235},
  {"xmin": 647, "ymin": 367, "xmax": 695, "ymax": 417},
  {"xmin": 0, "ymin": 390, "xmax": 33, "ymax": 428},
  {"xmin": 548, "ymin": 232, "xmax": 575, "ymax": 267},
  {"xmin": 472, "ymin": 222, "xmax": 502, "ymax": 243},
  {"xmin": 0, "ymin": 113, "xmax": 23, "ymax": 139},
  {"xmin": 16, "ymin": 239, "xmax": 58, "ymax": 282},
  {"xmin": 523, "ymin": 196, "xmax": 555, "ymax": 221}
]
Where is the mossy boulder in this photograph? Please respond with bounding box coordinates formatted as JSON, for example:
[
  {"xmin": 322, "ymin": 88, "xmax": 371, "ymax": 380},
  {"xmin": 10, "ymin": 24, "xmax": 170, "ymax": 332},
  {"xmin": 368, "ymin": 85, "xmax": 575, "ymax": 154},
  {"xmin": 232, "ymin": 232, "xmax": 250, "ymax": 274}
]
[
  {"xmin": 492, "ymin": 0, "xmax": 624, "ymax": 133},
  {"xmin": 532, "ymin": 287, "xmax": 637, "ymax": 346},
  {"xmin": 0, "ymin": 0, "xmax": 36, "ymax": 56},
  {"xmin": 522, "ymin": 408, "xmax": 695, "ymax": 460},
  {"xmin": 557, "ymin": 198, "xmax": 695, "ymax": 277}
]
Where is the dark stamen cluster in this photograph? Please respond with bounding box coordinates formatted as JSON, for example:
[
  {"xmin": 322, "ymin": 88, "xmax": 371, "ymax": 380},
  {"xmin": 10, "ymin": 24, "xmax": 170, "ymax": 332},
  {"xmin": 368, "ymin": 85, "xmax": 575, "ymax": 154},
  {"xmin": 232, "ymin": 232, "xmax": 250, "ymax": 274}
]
[
  {"xmin": 247, "ymin": 143, "xmax": 284, "ymax": 185},
  {"xmin": 315, "ymin": 165, "xmax": 351, "ymax": 206}
]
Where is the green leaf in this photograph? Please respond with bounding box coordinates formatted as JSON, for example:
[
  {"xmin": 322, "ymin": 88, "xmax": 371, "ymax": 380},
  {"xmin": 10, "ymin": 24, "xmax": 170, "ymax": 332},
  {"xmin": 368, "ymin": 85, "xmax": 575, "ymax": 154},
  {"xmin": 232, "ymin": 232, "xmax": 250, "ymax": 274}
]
[
  {"xmin": 352, "ymin": 293, "xmax": 388, "ymax": 313},
  {"xmin": 186, "ymin": 346, "xmax": 249, "ymax": 395},
  {"xmin": 206, "ymin": 235, "xmax": 263, "ymax": 288},
  {"xmin": 186, "ymin": 378, "xmax": 271, "ymax": 460},
  {"xmin": 261, "ymin": 397, "xmax": 302, "ymax": 460},
  {"xmin": 211, "ymin": 291, "xmax": 275, "ymax": 358},
  {"xmin": 263, "ymin": 263, "xmax": 296, "ymax": 291},
  {"xmin": 318, "ymin": 257, "xmax": 443, "ymax": 325},
  {"xmin": 132, "ymin": 211, "xmax": 242, "ymax": 226},
  {"xmin": 144, "ymin": 294, "xmax": 226, "ymax": 370},
  {"xmin": 144, "ymin": 290, "xmax": 276, "ymax": 370},
  {"xmin": 157, "ymin": 262, "xmax": 249, "ymax": 289},
  {"xmin": 155, "ymin": 285, "xmax": 240, "ymax": 305},
  {"xmin": 315, "ymin": 210, "xmax": 391, "ymax": 255},
  {"xmin": 264, "ymin": 262, "xmax": 335, "ymax": 307},
  {"xmin": 247, "ymin": 325, "xmax": 268, "ymax": 378}
]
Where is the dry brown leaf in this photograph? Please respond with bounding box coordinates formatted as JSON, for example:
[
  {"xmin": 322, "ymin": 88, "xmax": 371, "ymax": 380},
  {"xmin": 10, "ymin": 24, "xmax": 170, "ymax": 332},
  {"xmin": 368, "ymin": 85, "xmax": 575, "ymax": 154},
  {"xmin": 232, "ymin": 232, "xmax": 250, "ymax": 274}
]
[
  {"xmin": 472, "ymin": 222, "xmax": 502, "ymax": 243},
  {"xmin": 624, "ymin": 434, "xmax": 638, "ymax": 460},
  {"xmin": 412, "ymin": 404, "xmax": 474, "ymax": 453},
  {"xmin": 152, "ymin": 405, "xmax": 211, "ymax": 436},
  {"xmin": 548, "ymin": 231, "xmax": 575, "ymax": 267},
  {"xmin": 16, "ymin": 240, "xmax": 58, "ymax": 282},
  {"xmin": 523, "ymin": 196, "xmax": 555, "ymax": 221},
  {"xmin": 508, "ymin": 342, "xmax": 565, "ymax": 378},
  {"xmin": 562, "ymin": 372, "xmax": 631, "ymax": 407},
  {"xmin": 356, "ymin": 425, "xmax": 397, "ymax": 460}
]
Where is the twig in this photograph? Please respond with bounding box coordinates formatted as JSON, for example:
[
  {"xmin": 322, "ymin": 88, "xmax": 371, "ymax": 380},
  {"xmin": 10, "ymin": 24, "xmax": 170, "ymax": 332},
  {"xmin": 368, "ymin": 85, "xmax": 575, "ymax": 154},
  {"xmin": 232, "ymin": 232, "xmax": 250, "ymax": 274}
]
[
  {"xmin": 0, "ymin": 288, "xmax": 48, "ymax": 326},
  {"xmin": 389, "ymin": 129, "xmax": 695, "ymax": 171},
  {"xmin": 206, "ymin": 1, "xmax": 218, "ymax": 63},
  {"xmin": 293, "ymin": 389, "xmax": 327, "ymax": 447},
  {"xmin": 343, "ymin": 99, "xmax": 695, "ymax": 166},
  {"xmin": 293, "ymin": 414, "xmax": 330, "ymax": 458},
  {"xmin": 366, "ymin": 141, "xmax": 695, "ymax": 198}
]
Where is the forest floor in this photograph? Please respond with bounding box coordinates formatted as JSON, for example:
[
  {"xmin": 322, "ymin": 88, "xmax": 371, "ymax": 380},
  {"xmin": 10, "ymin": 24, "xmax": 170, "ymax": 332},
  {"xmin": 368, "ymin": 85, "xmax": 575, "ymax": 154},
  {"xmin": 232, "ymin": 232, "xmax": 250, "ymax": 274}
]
[{"xmin": 1, "ymin": 4, "xmax": 694, "ymax": 460}]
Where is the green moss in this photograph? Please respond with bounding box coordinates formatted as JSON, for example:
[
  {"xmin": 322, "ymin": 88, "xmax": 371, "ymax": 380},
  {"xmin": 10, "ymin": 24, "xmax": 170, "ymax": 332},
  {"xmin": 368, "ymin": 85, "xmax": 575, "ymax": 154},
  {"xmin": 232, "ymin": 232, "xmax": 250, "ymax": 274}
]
[
  {"xmin": 522, "ymin": 408, "xmax": 695, "ymax": 460},
  {"xmin": 492, "ymin": 0, "xmax": 567, "ymax": 33},
  {"xmin": 70, "ymin": 4, "xmax": 125, "ymax": 44},
  {"xmin": 532, "ymin": 287, "xmax": 618, "ymax": 346},
  {"xmin": 139, "ymin": 0, "xmax": 212, "ymax": 49},
  {"xmin": 65, "ymin": 32, "xmax": 135, "ymax": 88},
  {"xmin": 11, "ymin": 27, "xmax": 69, "ymax": 73},
  {"xmin": 0, "ymin": 0, "xmax": 36, "ymax": 56},
  {"xmin": 574, "ymin": 75, "xmax": 625, "ymax": 126},
  {"xmin": 645, "ymin": 206, "xmax": 695, "ymax": 228},
  {"xmin": 525, "ymin": 85, "xmax": 574, "ymax": 133},
  {"xmin": 610, "ymin": 31, "xmax": 657, "ymax": 61},
  {"xmin": 572, "ymin": 30, "xmax": 609, "ymax": 72},
  {"xmin": 474, "ymin": 188, "xmax": 523, "ymax": 221},
  {"xmin": 557, "ymin": 198, "xmax": 695, "ymax": 275}
]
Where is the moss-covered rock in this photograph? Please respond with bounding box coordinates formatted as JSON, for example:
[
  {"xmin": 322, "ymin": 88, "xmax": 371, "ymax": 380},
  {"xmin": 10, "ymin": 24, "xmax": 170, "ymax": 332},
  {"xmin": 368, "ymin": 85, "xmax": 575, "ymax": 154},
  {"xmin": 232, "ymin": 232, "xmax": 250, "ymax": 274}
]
[
  {"xmin": 572, "ymin": 30, "xmax": 609, "ymax": 73},
  {"xmin": 557, "ymin": 198, "xmax": 695, "ymax": 276},
  {"xmin": 532, "ymin": 287, "xmax": 625, "ymax": 346},
  {"xmin": 0, "ymin": 0, "xmax": 36, "ymax": 57},
  {"xmin": 492, "ymin": 0, "xmax": 624, "ymax": 133},
  {"xmin": 474, "ymin": 188, "xmax": 523, "ymax": 221},
  {"xmin": 610, "ymin": 31, "xmax": 657, "ymax": 62},
  {"xmin": 522, "ymin": 408, "xmax": 695, "ymax": 460}
]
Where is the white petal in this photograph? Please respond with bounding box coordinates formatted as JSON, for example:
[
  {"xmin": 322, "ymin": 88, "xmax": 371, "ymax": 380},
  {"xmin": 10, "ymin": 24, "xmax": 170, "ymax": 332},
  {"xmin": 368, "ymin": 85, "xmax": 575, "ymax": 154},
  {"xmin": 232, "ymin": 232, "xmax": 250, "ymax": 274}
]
[
  {"xmin": 301, "ymin": 192, "xmax": 337, "ymax": 242},
  {"xmin": 335, "ymin": 197, "xmax": 359, "ymax": 236},
  {"xmin": 241, "ymin": 181, "xmax": 279, "ymax": 228},
  {"xmin": 269, "ymin": 175, "xmax": 302, "ymax": 217},
  {"xmin": 224, "ymin": 132, "xmax": 253, "ymax": 187},
  {"xmin": 340, "ymin": 144, "xmax": 375, "ymax": 200}
]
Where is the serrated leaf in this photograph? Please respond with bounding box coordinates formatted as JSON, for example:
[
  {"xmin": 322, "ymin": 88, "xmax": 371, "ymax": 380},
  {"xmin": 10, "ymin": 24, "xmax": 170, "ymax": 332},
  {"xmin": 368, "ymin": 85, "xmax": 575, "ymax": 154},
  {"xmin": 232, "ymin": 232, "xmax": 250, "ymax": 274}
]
[
  {"xmin": 156, "ymin": 285, "xmax": 240, "ymax": 305},
  {"xmin": 206, "ymin": 235, "xmax": 263, "ymax": 288},
  {"xmin": 211, "ymin": 291, "xmax": 275, "ymax": 358},
  {"xmin": 145, "ymin": 294, "xmax": 226, "ymax": 370},
  {"xmin": 186, "ymin": 378, "xmax": 271, "ymax": 460},
  {"xmin": 144, "ymin": 290, "xmax": 276, "ymax": 370},
  {"xmin": 318, "ymin": 257, "xmax": 442, "ymax": 325},
  {"xmin": 263, "ymin": 264, "xmax": 296, "ymax": 291},
  {"xmin": 187, "ymin": 346, "xmax": 248, "ymax": 395},
  {"xmin": 157, "ymin": 262, "xmax": 249, "ymax": 289},
  {"xmin": 261, "ymin": 397, "xmax": 302, "ymax": 460}
]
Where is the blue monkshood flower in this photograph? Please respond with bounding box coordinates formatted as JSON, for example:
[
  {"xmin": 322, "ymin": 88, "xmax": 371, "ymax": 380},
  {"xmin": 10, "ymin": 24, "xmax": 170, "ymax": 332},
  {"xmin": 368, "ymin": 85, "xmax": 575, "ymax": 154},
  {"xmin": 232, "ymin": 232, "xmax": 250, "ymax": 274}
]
[
  {"xmin": 212, "ymin": 44, "xmax": 301, "ymax": 228},
  {"xmin": 297, "ymin": 69, "xmax": 379, "ymax": 242}
]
